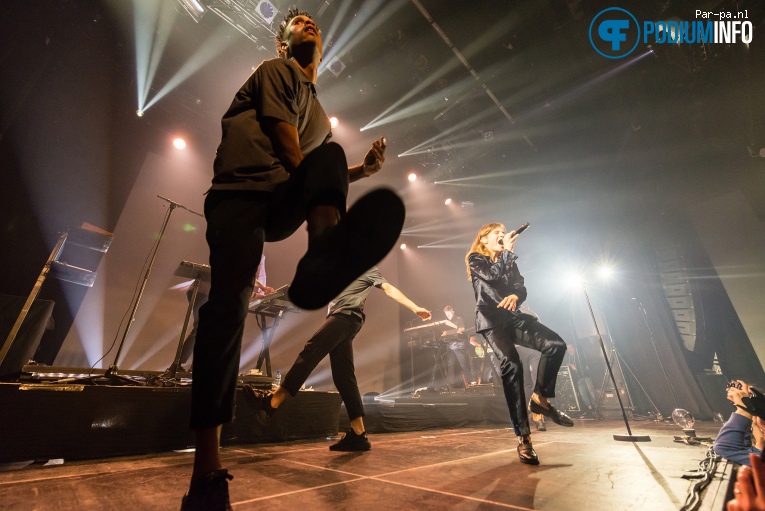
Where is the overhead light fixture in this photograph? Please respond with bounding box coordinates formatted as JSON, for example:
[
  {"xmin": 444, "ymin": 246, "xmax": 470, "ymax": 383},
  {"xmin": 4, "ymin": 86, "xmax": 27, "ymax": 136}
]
[
  {"xmin": 407, "ymin": 173, "xmax": 417, "ymax": 182},
  {"xmin": 254, "ymin": 0, "xmax": 278, "ymax": 24},
  {"xmin": 173, "ymin": 138, "xmax": 187, "ymax": 150},
  {"xmin": 326, "ymin": 56, "xmax": 346, "ymax": 77},
  {"xmin": 329, "ymin": 116, "xmax": 339, "ymax": 128},
  {"xmin": 444, "ymin": 198, "xmax": 452, "ymax": 206},
  {"xmin": 177, "ymin": 0, "xmax": 206, "ymax": 23}
]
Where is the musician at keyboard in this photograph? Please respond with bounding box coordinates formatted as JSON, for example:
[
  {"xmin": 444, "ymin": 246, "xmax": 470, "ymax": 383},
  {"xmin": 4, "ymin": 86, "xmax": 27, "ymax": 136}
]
[
  {"xmin": 441, "ymin": 305, "xmax": 473, "ymax": 387},
  {"xmin": 247, "ymin": 266, "xmax": 430, "ymax": 452}
]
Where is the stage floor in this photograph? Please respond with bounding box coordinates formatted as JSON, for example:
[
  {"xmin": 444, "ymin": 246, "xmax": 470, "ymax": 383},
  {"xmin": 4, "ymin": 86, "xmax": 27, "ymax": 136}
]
[{"xmin": 0, "ymin": 419, "xmax": 733, "ymax": 510}]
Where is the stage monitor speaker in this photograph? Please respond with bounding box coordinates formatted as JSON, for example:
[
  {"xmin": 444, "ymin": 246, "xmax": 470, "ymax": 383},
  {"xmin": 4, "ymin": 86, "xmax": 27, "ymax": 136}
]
[{"xmin": 0, "ymin": 294, "xmax": 55, "ymax": 377}]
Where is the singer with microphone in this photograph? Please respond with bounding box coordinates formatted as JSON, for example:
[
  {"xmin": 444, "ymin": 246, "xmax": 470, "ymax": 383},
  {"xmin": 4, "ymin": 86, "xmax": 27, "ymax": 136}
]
[{"xmin": 465, "ymin": 222, "xmax": 573, "ymax": 466}]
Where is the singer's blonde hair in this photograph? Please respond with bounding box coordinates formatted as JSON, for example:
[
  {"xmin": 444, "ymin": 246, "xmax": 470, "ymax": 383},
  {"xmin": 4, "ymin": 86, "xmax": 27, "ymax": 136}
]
[{"xmin": 465, "ymin": 223, "xmax": 505, "ymax": 281}]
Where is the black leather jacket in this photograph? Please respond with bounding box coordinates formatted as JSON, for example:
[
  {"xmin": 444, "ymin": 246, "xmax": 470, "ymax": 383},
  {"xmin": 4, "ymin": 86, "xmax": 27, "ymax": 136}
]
[{"xmin": 468, "ymin": 251, "xmax": 528, "ymax": 333}]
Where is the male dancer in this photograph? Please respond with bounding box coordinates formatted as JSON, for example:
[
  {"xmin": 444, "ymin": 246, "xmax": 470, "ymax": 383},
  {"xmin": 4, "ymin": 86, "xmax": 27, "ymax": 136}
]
[
  {"xmin": 182, "ymin": 9, "xmax": 404, "ymax": 510},
  {"xmin": 466, "ymin": 223, "xmax": 573, "ymax": 465},
  {"xmin": 250, "ymin": 266, "xmax": 431, "ymax": 451}
]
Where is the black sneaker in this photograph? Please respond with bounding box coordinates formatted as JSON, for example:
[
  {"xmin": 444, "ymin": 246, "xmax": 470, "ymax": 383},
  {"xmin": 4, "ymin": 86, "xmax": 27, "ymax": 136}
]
[
  {"xmin": 289, "ymin": 188, "xmax": 405, "ymax": 310},
  {"xmin": 329, "ymin": 429, "xmax": 371, "ymax": 452},
  {"xmin": 180, "ymin": 469, "xmax": 233, "ymax": 511}
]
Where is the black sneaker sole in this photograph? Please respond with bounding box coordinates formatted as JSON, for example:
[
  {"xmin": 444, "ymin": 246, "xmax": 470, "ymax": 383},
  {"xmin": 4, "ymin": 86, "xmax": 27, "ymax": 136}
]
[{"xmin": 289, "ymin": 188, "xmax": 405, "ymax": 310}]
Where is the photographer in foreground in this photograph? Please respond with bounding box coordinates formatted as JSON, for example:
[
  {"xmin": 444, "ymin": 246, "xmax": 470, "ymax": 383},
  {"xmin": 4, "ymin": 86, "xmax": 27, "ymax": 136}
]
[{"xmin": 714, "ymin": 380, "xmax": 764, "ymax": 466}]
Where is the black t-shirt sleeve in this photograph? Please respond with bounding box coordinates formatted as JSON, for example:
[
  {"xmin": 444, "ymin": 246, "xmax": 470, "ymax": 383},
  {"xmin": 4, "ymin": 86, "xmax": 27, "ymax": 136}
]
[{"xmin": 253, "ymin": 60, "xmax": 300, "ymax": 126}]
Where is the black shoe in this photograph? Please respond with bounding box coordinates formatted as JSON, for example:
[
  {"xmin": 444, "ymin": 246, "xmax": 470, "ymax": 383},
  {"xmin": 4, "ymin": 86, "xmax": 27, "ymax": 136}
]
[
  {"xmin": 530, "ymin": 400, "xmax": 574, "ymax": 427},
  {"xmin": 329, "ymin": 429, "xmax": 371, "ymax": 452},
  {"xmin": 517, "ymin": 439, "xmax": 539, "ymax": 465},
  {"xmin": 243, "ymin": 385, "xmax": 276, "ymax": 429},
  {"xmin": 181, "ymin": 469, "xmax": 233, "ymax": 511},
  {"xmin": 535, "ymin": 419, "xmax": 547, "ymax": 432},
  {"xmin": 289, "ymin": 188, "xmax": 405, "ymax": 310}
]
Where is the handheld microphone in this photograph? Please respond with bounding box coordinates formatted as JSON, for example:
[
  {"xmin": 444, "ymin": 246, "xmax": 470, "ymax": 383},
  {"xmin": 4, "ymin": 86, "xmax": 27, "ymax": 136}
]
[{"xmin": 511, "ymin": 223, "xmax": 530, "ymax": 236}]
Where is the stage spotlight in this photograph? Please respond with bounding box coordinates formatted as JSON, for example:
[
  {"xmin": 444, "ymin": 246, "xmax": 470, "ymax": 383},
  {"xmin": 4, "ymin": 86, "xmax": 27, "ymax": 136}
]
[
  {"xmin": 444, "ymin": 198, "xmax": 452, "ymax": 205},
  {"xmin": 565, "ymin": 272, "xmax": 584, "ymax": 289},
  {"xmin": 136, "ymin": 110, "xmax": 144, "ymax": 118},
  {"xmin": 329, "ymin": 116, "xmax": 339, "ymax": 128},
  {"xmin": 400, "ymin": 243, "xmax": 407, "ymax": 250},
  {"xmin": 173, "ymin": 138, "xmax": 187, "ymax": 150},
  {"xmin": 598, "ymin": 266, "xmax": 614, "ymax": 280},
  {"xmin": 408, "ymin": 172, "xmax": 417, "ymax": 182}
]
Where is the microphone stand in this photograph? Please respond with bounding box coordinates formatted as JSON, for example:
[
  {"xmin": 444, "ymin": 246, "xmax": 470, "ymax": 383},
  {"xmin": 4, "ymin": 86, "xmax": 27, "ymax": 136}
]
[
  {"xmin": 581, "ymin": 282, "xmax": 650, "ymax": 442},
  {"xmin": 95, "ymin": 196, "xmax": 203, "ymax": 385}
]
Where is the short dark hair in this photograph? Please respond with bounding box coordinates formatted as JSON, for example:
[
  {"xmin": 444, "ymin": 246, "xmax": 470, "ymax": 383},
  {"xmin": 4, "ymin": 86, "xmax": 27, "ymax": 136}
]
[{"xmin": 275, "ymin": 7, "xmax": 313, "ymax": 58}]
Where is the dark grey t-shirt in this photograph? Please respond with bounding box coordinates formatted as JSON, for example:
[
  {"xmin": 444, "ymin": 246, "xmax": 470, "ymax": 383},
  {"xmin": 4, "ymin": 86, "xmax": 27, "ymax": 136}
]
[
  {"xmin": 210, "ymin": 58, "xmax": 331, "ymax": 192},
  {"xmin": 328, "ymin": 267, "xmax": 387, "ymax": 321}
]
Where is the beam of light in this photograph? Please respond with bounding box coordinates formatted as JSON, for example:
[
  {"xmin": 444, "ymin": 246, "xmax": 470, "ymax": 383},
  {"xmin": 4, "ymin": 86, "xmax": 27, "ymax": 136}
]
[
  {"xmin": 400, "ymin": 243, "xmax": 407, "ymax": 250},
  {"xmin": 318, "ymin": 0, "xmax": 409, "ymax": 76},
  {"xmin": 143, "ymin": 25, "xmax": 236, "ymax": 112},
  {"xmin": 416, "ymin": 243, "xmax": 469, "ymax": 249},
  {"xmin": 401, "ymin": 218, "xmax": 453, "ymax": 235},
  {"xmin": 407, "ymin": 172, "xmax": 418, "ymax": 182},
  {"xmin": 444, "ymin": 198, "xmax": 452, "ymax": 205},
  {"xmin": 130, "ymin": 327, "xmax": 182, "ymax": 369},
  {"xmin": 173, "ymin": 137, "xmax": 187, "ymax": 150},
  {"xmin": 434, "ymin": 157, "xmax": 614, "ymax": 185},
  {"xmin": 132, "ymin": 1, "xmax": 177, "ymax": 112},
  {"xmin": 133, "ymin": 0, "xmax": 161, "ymax": 112},
  {"xmin": 398, "ymin": 106, "xmax": 496, "ymax": 157},
  {"xmin": 417, "ymin": 232, "xmax": 470, "ymax": 248},
  {"xmin": 514, "ymin": 50, "xmax": 653, "ymax": 124},
  {"xmin": 329, "ymin": 116, "xmax": 339, "ymax": 128},
  {"xmin": 142, "ymin": 1, "xmax": 178, "ymax": 108},
  {"xmin": 433, "ymin": 182, "xmax": 522, "ymax": 191},
  {"xmin": 71, "ymin": 267, "xmax": 107, "ymax": 367},
  {"xmin": 398, "ymin": 126, "xmax": 530, "ymax": 157},
  {"xmin": 361, "ymin": 58, "xmax": 464, "ymax": 131},
  {"xmin": 364, "ymin": 75, "xmax": 480, "ymax": 131},
  {"xmin": 317, "ymin": 0, "xmax": 353, "ymax": 52}
]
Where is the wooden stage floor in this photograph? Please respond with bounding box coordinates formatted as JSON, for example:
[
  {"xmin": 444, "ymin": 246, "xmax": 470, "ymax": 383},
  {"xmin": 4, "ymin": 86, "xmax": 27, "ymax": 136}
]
[{"xmin": 0, "ymin": 419, "xmax": 732, "ymax": 510}]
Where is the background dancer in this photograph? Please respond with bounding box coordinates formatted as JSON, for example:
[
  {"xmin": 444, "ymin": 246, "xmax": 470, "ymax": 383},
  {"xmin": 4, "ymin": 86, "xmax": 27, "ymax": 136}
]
[
  {"xmin": 465, "ymin": 222, "xmax": 573, "ymax": 465},
  {"xmin": 250, "ymin": 266, "xmax": 431, "ymax": 451}
]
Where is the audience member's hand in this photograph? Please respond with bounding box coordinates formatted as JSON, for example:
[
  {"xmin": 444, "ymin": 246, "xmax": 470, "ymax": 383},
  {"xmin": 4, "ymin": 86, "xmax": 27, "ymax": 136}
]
[
  {"xmin": 729, "ymin": 381, "xmax": 754, "ymax": 418},
  {"xmin": 727, "ymin": 453, "xmax": 765, "ymax": 511}
]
